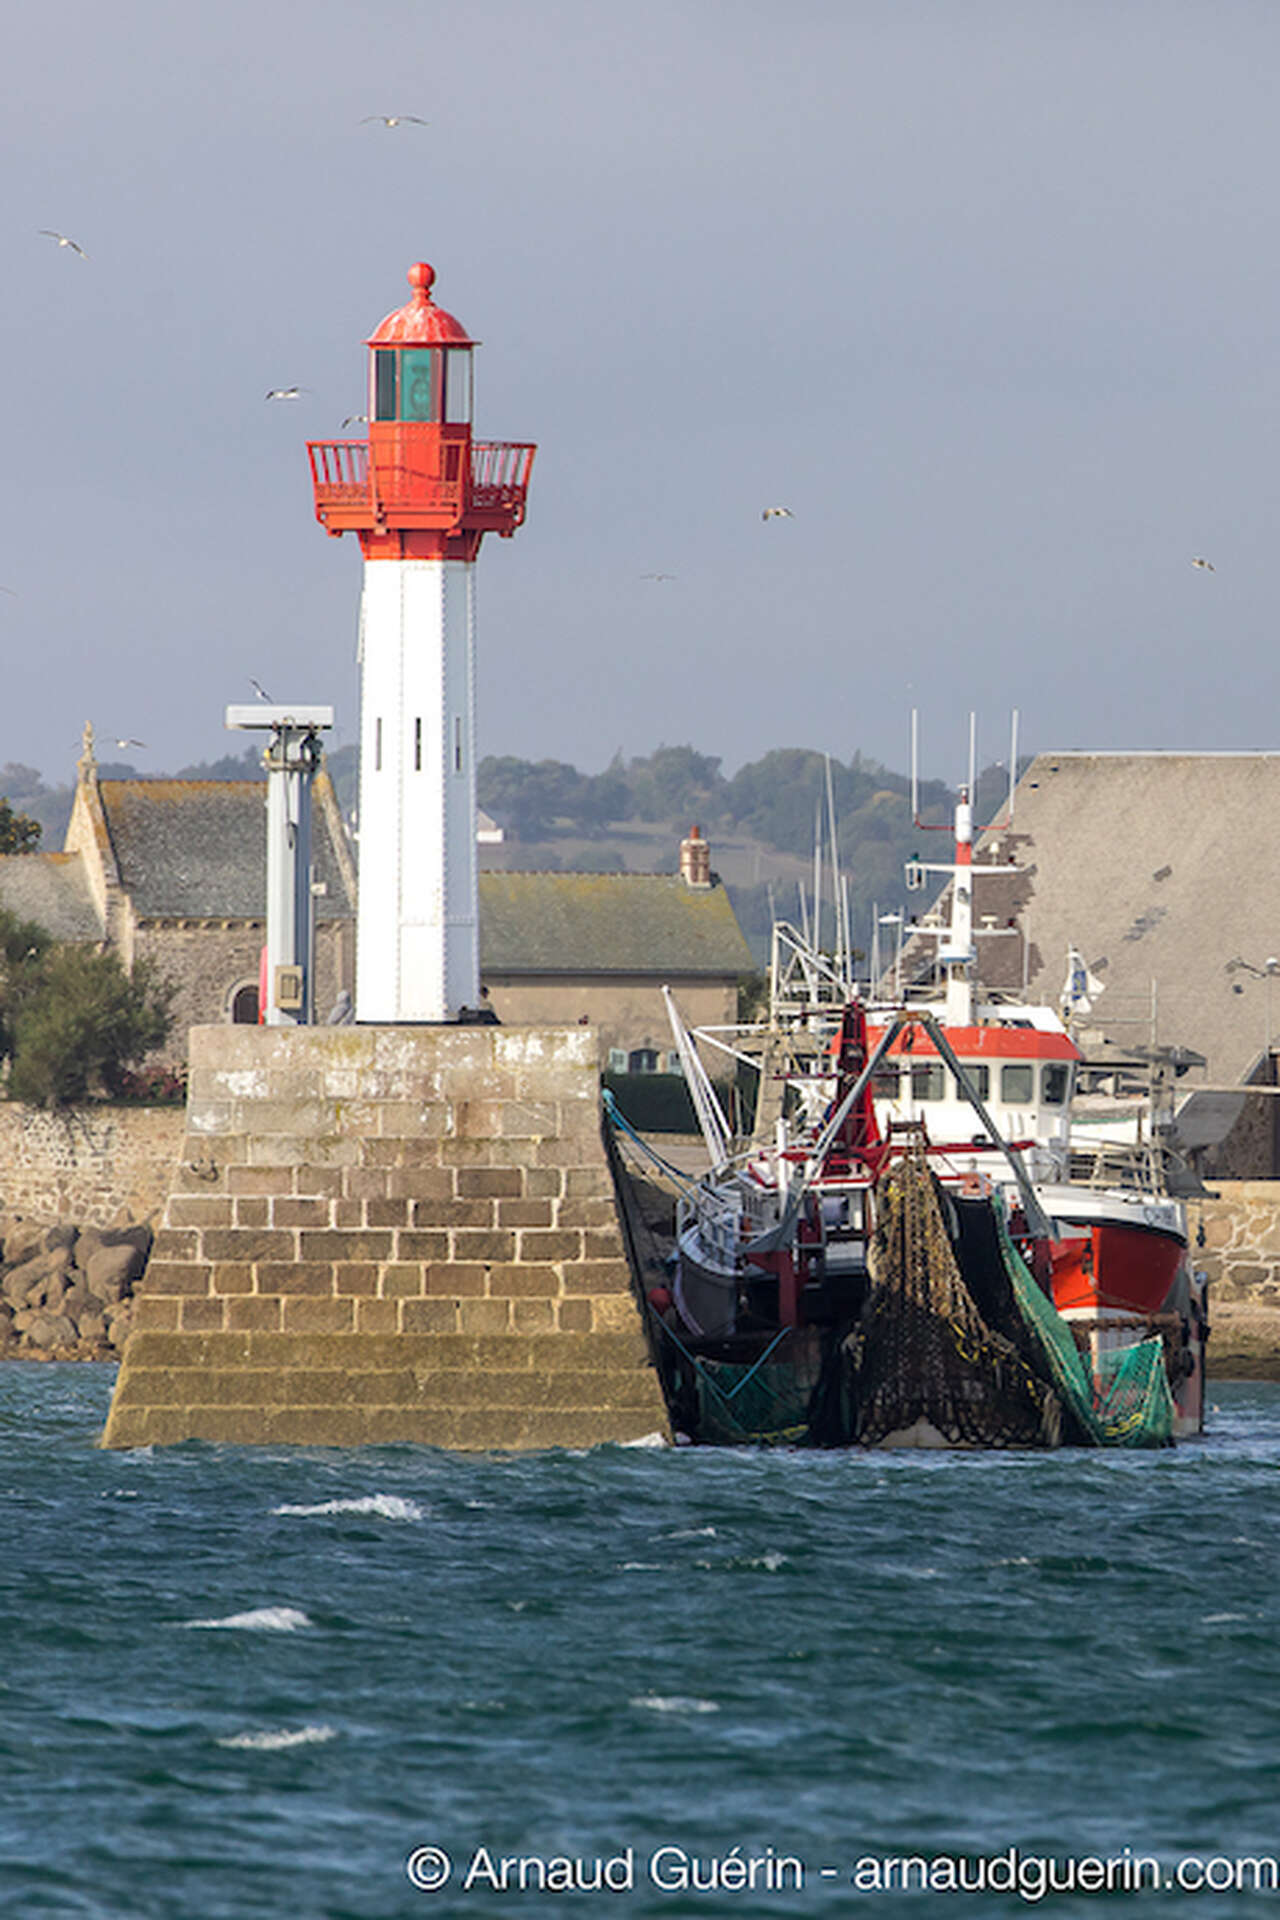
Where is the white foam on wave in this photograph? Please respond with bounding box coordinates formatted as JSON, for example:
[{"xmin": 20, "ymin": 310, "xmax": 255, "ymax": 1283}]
[
  {"xmin": 216, "ymin": 1725, "xmax": 336, "ymax": 1750},
  {"xmin": 630, "ymin": 1694, "xmax": 719, "ymax": 1715},
  {"xmin": 618, "ymin": 1561, "xmax": 662, "ymax": 1572},
  {"xmin": 620, "ymin": 1432, "xmax": 669, "ymax": 1449},
  {"xmin": 181, "ymin": 1606, "xmax": 313, "ymax": 1632},
  {"xmin": 747, "ymin": 1550, "xmax": 788, "ymax": 1572},
  {"xmin": 271, "ymin": 1494, "xmax": 425, "ymax": 1522},
  {"xmin": 665, "ymin": 1525, "xmax": 718, "ymax": 1540},
  {"xmin": 1202, "ymin": 1611, "xmax": 1250, "ymax": 1624}
]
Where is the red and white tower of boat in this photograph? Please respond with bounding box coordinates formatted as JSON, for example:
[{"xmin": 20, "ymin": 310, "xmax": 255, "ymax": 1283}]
[{"xmin": 307, "ymin": 261, "xmax": 535, "ymax": 1021}]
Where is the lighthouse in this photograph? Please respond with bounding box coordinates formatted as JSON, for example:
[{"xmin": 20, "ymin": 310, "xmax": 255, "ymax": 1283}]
[{"xmin": 308, "ymin": 262, "xmax": 535, "ymax": 1022}]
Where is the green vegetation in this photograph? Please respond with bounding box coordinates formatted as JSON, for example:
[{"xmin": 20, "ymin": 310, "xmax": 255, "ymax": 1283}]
[{"xmin": 0, "ymin": 910, "xmax": 175, "ymax": 1109}]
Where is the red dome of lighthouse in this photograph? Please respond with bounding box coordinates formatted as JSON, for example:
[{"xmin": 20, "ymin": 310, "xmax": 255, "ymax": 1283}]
[{"xmin": 366, "ymin": 262, "xmax": 477, "ymax": 347}]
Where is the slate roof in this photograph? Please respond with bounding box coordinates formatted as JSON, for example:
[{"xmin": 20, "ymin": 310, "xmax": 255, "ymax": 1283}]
[
  {"xmin": 478, "ymin": 872, "xmax": 755, "ymax": 977},
  {"xmin": 968, "ymin": 752, "xmax": 1280, "ymax": 1088},
  {"xmin": 99, "ymin": 780, "xmax": 355, "ymax": 921},
  {"xmin": 0, "ymin": 852, "xmax": 103, "ymax": 940}
]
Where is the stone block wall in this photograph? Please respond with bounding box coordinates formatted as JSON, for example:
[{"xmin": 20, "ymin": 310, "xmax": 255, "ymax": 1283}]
[
  {"xmin": 101, "ymin": 1024, "xmax": 670, "ymax": 1448},
  {"xmin": 0, "ymin": 1105, "xmax": 185, "ymax": 1226},
  {"xmin": 1186, "ymin": 1182, "xmax": 1280, "ymax": 1378},
  {"xmin": 1187, "ymin": 1183, "xmax": 1280, "ymax": 1301}
]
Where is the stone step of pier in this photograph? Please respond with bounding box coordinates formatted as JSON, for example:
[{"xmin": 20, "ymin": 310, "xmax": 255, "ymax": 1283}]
[{"xmin": 101, "ymin": 1329, "xmax": 670, "ymax": 1450}]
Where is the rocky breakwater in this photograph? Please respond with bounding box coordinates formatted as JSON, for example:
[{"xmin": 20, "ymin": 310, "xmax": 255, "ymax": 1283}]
[{"xmin": 0, "ymin": 1218, "xmax": 152, "ymax": 1360}]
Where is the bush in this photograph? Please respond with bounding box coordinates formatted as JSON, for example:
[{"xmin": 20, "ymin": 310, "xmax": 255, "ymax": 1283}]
[{"xmin": 7, "ymin": 949, "xmax": 175, "ymax": 1109}]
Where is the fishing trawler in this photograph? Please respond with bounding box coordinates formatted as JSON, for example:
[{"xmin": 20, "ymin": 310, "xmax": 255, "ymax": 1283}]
[{"xmin": 619, "ymin": 720, "xmax": 1206, "ymax": 1448}]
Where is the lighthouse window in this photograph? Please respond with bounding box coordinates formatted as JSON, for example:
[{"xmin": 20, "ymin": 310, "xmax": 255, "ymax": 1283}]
[
  {"xmin": 442, "ymin": 350, "xmax": 472, "ymax": 423},
  {"xmin": 1043, "ymin": 1063, "xmax": 1071, "ymax": 1106},
  {"xmin": 1001, "ymin": 1063, "xmax": 1034, "ymax": 1103},
  {"xmin": 374, "ymin": 351, "xmax": 398, "ymax": 420},
  {"xmin": 400, "ymin": 350, "xmax": 434, "ymax": 421}
]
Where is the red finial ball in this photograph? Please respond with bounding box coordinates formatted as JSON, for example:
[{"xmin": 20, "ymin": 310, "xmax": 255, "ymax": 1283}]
[{"xmin": 408, "ymin": 261, "xmax": 436, "ymax": 302}]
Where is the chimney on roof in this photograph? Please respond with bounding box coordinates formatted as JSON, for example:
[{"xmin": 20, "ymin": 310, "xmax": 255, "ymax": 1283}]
[{"xmin": 679, "ymin": 823, "xmax": 712, "ymax": 889}]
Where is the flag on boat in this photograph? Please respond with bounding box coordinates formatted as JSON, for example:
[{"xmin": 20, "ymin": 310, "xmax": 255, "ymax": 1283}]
[{"xmin": 1062, "ymin": 944, "xmax": 1104, "ymax": 1018}]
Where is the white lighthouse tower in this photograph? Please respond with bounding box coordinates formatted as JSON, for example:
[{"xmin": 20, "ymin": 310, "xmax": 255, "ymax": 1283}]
[{"xmin": 308, "ymin": 261, "xmax": 535, "ymax": 1021}]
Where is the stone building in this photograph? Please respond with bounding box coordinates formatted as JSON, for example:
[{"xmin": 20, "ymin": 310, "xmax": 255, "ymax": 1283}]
[
  {"xmin": 0, "ymin": 726, "xmax": 357, "ymax": 1055},
  {"xmin": 479, "ymin": 863, "xmax": 754, "ymax": 1067},
  {"xmin": 0, "ymin": 741, "xmax": 751, "ymax": 1070},
  {"xmin": 921, "ymin": 751, "xmax": 1280, "ymax": 1176}
]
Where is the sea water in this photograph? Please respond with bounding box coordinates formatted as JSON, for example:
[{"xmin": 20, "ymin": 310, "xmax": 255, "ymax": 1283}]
[{"xmin": 3, "ymin": 1370, "xmax": 1280, "ymax": 1919}]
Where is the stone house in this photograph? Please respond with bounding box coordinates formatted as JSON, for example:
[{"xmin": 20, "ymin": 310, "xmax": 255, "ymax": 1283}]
[
  {"xmin": 0, "ymin": 727, "xmax": 357, "ymax": 1058},
  {"xmin": 0, "ymin": 743, "xmax": 751, "ymax": 1070},
  {"xmin": 479, "ymin": 861, "xmax": 755, "ymax": 1068}
]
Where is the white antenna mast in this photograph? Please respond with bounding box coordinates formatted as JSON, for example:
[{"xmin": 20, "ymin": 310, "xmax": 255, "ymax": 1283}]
[{"xmin": 824, "ymin": 755, "xmax": 841, "ymax": 974}]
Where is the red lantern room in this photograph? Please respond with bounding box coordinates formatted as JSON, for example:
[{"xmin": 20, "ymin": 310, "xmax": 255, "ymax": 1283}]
[{"xmin": 307, "ymin": 262, "xmax": 534, "ymax": 563}]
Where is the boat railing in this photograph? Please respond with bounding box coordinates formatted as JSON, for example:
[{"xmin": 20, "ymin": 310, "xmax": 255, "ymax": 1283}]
[{"xmin": 1066, "ymin": 1138, "xmax": 1168, "ymax": 1194}]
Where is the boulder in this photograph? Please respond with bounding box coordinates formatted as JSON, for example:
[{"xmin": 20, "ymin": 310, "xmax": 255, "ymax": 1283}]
[
  {"xmin": 76, "ymin": 1312, "xmax": 108, "ymax": 1344},
  {"xmin": 84, "ymin": 1243, "xmax": 145, "ymax": 1300},
  {"xmin": 63, "ymin": 1285, "xmax": 106, "ymax": 1328},
  {"xmin": 28, "ymin": 1273, "xmax": 70, "ymax": 1312},
  {"xmin": 42, "ymin": 1224, "xmax": 78, "ymax": 1256},
  {"xmin": 6, "ymin": 1247, "xmax": 73, "ymax": 1300},
  {"xmin": 106, "ymin": 1302, "xmax": 135, "ymax": 1349},
  {"xmin": 1, "ymin": 1220, "xmax": 46, "ymax": 1268},
  {"xmin": 24, "ymin": 1312, "xmax": 77, "ymax": 1352},
  {"xmin": 2, "ymin": 1269, "xmax": 33, "ymax": 1309}
]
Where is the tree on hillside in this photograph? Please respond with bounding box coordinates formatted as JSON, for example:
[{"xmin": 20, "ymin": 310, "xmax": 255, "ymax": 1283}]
[
  {"xmin": 624, "ymin": 746, "xmax": 724, "ymax": 825},
  {"xmin": 0, "ymin": 796, "xmax": 42, "ymax": 854}
]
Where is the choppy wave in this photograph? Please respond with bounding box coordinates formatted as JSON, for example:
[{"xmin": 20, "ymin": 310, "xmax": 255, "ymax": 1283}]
[
  {"xmin": 216, "ymin": 1725, "xmax": 336, "ymax": 1751},
  {"xmin": 630, "ymin": 1694, "xmax": 719, "ymax": 1715},
  {"xmin": 270, "ymin": 1494, "xmax": 426, "ymax": 1521},
  {"xmin": 180, "ymin": 1607, "xmax": 312, "ymax": 1632}
]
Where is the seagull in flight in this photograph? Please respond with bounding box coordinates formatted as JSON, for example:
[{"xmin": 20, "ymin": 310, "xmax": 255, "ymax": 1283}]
[
  {"xmin": 341, "ymin": 413, "xmax": 369, "ymax": 428},
  {"xmin": 0, "ymin": 586, "xmax": 16, "ymax": 598},
  {"xmin": 641, "ymin": 572, "xmax": 677, "ymax": 581},
  {"xmin": 762, "ymin": 506, "xmax": 793, "ymax": 521},
  {"xmin": 114, "ymin": 737, "xmax": 147, "ymax": 750},
  {"xmin": 361, "ymin": 114, "xmax": 428, "ymax": 127},
  {"xmin": 249, "ymin": 678, "xmax": 272, "ymax": 702},
  {"xmin": 266, "ymin": 386, "xmax": 308, "ymax": 401},
  {"xmin": 1191, "ymin": 556, "xmax": 1215, "ymax": 571},
  {"xmin": 39, "ymin": 229, "xmax": 87, "ymax": 258}
]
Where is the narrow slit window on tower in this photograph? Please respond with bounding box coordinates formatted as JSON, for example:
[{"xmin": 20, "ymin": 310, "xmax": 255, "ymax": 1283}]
[
  {"xmin": 454, "ymin": 716, "xmax": 463, "ymax": 773},
  {"xmin": 375, "ymin": 717, "xmax": 383, "ymax": 771},
  {"xmin": 373, "ymin": 351, "xmax": 397, "ymax": 421},
  {"xmin": 414, "ymin": 717, "xmax": 422, "ymax": 771}
]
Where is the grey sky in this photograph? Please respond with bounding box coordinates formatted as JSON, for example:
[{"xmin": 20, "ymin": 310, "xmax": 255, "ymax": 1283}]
[{"xmin": 2, "ymin": 1, "xmax": 1276, "ymax": 790}]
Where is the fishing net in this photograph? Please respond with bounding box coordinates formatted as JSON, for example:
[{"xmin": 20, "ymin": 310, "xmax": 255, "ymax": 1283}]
[
  {"xmin": 852, "ymin": 1144, "xmax": 1064, "ymax": 1449},
  {"xmin": 690, "ymin": 1334, "xmax": 821, "ymax": 1447},
  {"xmin": 991, "ymin": 1203, "xmax": 1175, "ymax": 1449}
]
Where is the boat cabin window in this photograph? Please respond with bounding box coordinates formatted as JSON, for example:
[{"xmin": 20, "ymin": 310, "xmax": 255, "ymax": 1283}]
[
  {"xmin": 873, "ymin": 1066, "xmax": 902, "ymax": 1099},
  {"xmin": 373, "ymin": 350, "xmax": 398, "ymax": 420},
  {"xmin": 628, "ymin": 1047, "xmax": 660, "ymax": 1075},
  {"xmin": 1042, "ymin": 1062, "xmax": 1071, "ymax": 1106},
  {"xmin": 963, "ymin": 1064, "xmax": 990, "ymax": 1102},
  {"xmin": 1001, "ymin": 1063, "xmax": 1034, "ymax": 1103},
  {"xmin": 911, "ymin": 1063, "xmax": 946, "ymax": 1102}
]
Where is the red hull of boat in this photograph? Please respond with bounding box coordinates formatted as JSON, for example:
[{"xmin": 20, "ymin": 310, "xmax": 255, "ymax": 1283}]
[{"xmin": 1051, "ymin": 1221, "xmax": 1187, "ymax": 1317}]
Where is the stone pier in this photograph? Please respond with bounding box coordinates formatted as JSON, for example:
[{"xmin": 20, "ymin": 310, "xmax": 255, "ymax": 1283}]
[{"xmin": 100, "ymin": 1025, "xmax": 669, "ymax": 1448}]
